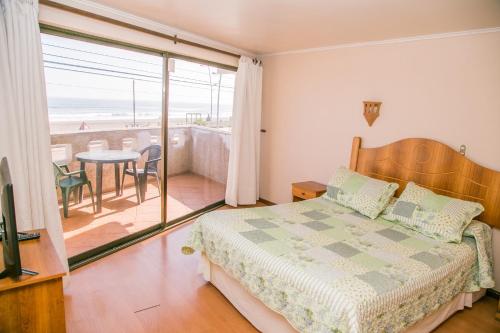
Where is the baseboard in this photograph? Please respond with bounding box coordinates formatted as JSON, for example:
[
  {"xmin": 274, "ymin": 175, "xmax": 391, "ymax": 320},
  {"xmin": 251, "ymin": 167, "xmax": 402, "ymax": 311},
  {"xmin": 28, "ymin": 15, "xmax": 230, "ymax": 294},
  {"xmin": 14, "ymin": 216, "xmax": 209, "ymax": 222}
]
[{"xmin": 258, "ymin": 197, "xmax": 276, "ymax": 206}]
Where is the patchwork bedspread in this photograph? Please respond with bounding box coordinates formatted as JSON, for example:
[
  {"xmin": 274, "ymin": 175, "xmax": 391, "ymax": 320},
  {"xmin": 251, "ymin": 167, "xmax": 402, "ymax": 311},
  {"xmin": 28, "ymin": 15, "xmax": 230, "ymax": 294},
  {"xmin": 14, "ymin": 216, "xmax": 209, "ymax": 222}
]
[{"xmin": 182, "ymin": 198, "xmax": 494, "ymax": 333}]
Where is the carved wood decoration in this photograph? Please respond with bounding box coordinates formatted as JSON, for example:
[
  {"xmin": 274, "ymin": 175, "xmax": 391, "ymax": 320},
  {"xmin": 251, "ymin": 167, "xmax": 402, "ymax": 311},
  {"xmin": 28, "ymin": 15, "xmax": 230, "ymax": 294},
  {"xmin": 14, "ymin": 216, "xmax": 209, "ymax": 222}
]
[
  {"xmin": 363, "ymin": 101, "xmax": 381, "ymax": 126},
  {"xmin": 349, "ymin": 137, "xmax": 500, "ymax": 228}
]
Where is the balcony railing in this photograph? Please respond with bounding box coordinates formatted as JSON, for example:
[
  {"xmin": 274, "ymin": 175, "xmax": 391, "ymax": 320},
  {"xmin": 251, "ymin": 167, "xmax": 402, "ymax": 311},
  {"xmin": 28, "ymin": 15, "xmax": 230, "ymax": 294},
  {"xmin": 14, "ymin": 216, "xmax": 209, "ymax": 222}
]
[{"xmin": 51, "ymin": 125, "xmax": 230, "ymax": 198}]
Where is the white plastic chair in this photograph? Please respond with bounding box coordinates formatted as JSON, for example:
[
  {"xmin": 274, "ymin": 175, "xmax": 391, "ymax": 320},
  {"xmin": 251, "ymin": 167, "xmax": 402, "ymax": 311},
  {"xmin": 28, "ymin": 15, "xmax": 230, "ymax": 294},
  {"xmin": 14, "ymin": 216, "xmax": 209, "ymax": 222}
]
[
  {"xmin": 122, "ymin": 137, "xmax": 137, "ymax": 152},
  {"xmin": 51, "ymin": 144, "xmax": 72, "ymax": 165},
  {"xmin": 87, "ymin": 140, "xmax": 109, "ymax": 152}
]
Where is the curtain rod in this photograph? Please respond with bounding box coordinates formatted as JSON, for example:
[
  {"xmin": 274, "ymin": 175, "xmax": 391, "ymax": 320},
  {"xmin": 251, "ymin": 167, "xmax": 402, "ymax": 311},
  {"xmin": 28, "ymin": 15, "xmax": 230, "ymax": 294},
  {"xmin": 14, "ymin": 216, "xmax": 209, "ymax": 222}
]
[
  {"xmin": 39, "ymin": 0, "xmax": 242, "ymax": 59},
  {"xmin": 39, "ymin": 23, "xmax": 239, "ymax": 72}
]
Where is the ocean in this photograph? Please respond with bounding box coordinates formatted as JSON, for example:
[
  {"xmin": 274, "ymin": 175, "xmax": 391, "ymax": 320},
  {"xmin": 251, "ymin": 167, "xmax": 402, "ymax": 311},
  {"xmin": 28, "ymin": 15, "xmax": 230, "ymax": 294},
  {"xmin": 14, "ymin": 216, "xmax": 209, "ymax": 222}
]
[{"xmin": 48, "ymin": 97, "xmax": 233, "ymax": 122}]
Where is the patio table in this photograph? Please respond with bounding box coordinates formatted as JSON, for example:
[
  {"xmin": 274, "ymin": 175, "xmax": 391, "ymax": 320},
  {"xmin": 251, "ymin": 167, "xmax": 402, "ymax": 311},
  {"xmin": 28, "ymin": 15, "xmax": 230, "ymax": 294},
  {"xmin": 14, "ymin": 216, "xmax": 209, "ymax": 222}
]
[{"xmin": 76, "ymin": 150, "xmax": 141, "ymax": 213}]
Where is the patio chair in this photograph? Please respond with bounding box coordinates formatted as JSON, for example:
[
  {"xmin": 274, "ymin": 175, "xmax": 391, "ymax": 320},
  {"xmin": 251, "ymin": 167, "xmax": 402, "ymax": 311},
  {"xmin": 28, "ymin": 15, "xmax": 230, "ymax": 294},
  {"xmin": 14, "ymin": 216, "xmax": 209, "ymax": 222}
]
[
  {"xmin": 87, "ymin": 139, "xmax": 109, "ymax": 152},
  {"xmin": 122, "ymin": 137, "xmax": 137, "ymax": 152},
  {"xmin": 120, "ymin": 144, "xmax": 162, "ymax": 202},
  {"xmin": 150, "ymin": 135, "xmax": 160, "ymax": 144},
  {"xmin": 51, "ymin": 143, "xmax": 72, "ymax": 166},
  {"xmin": 53, "ymin": 163, "xmax": 95, "ymax": 218}
]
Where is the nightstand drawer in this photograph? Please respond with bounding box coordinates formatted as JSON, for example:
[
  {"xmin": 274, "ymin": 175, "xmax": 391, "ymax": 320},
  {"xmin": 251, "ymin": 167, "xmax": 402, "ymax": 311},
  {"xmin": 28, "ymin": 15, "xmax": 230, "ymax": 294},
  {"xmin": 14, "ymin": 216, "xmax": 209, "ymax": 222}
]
[
  {"xmin": 291, "ymin": 181, "xmax": 327, "ymax": 201},
  {"xmin": 292, "ymin": 187, "xmax": 319, "ymax": 199}
]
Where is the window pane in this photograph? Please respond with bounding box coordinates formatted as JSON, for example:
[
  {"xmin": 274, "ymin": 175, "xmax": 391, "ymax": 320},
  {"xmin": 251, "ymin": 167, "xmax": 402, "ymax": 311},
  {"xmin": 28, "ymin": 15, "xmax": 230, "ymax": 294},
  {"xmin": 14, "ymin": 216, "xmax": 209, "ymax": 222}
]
[
  {"xmin": 169, "ymin": 58, "xmax": 235, "ymax": 129},
  {"xmin": 42, "ymin": 33, "xmax": 163, "ymax": 134},
  {"xmin": 167, "ymin": 58, "xmax": 235, "ymax": 221},
  {"xmin": 42, "ymin": 33, "xmax": 164, "ymax": 258}
]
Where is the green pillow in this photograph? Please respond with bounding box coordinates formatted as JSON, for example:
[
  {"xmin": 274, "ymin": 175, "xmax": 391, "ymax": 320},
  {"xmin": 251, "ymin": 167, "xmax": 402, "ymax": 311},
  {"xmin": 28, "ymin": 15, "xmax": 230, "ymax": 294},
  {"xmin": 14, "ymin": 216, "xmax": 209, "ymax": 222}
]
[
  {"xmin": 322, "ymin": 166, "xmax": 398, "ymax": 219},
  {"xmin": 382, "ymin": 182, "xmax": 484, "ymax": 243}
]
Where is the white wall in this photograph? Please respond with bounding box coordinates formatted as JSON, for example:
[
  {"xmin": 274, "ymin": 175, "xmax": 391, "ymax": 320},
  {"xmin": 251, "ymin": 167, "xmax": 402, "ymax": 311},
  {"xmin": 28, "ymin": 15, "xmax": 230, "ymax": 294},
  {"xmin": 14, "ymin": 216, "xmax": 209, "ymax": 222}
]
[{"xmin": 260, "ymin": 31, "xmax": 500, "ymax": 291}]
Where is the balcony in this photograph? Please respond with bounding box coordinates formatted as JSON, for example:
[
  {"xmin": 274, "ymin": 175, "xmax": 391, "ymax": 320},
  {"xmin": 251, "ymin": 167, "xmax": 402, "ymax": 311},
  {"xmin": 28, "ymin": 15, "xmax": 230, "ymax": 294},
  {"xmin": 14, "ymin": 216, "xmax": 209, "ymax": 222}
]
[{"xmin": 51, "ymin": 125, "xmax": 229, "ymax": 257}]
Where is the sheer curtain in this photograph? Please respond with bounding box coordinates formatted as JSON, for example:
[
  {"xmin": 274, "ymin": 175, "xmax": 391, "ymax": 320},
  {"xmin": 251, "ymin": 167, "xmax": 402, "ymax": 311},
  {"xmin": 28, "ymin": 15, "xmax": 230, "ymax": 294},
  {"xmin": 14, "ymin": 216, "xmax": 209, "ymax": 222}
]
[
  {"xmin": 0, "ymin": 0, "xmax": 68, "ymax": 276},
  {"xmin": 225, "ymin": 56, "xmax": 263, "ymax": 206}
]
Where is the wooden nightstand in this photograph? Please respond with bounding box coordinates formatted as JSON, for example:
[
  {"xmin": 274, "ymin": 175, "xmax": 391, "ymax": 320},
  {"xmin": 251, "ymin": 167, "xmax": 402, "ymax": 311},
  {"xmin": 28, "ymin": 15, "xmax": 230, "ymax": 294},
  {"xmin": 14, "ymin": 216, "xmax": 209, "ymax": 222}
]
[{"xmin": 292, "ymin": 181, "xmax": 327, "ymax": 201}]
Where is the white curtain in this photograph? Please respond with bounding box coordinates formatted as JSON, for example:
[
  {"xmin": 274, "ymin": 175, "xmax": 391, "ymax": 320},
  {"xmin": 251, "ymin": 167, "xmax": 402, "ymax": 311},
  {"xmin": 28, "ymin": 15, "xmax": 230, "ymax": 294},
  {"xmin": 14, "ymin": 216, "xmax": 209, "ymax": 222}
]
[
  {"xmin": 0, "ymin": 0, "xmax": 69, "ymax": 275},
  {"xmin": 225, "ymin": 56, "xmax": 263, "ymax": 206}
]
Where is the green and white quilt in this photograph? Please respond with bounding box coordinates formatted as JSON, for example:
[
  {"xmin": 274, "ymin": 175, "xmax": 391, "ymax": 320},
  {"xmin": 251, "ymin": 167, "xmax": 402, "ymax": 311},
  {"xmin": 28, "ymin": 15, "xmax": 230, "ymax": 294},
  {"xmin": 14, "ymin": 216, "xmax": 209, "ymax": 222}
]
[{"xmin": 182, "ymin": 198, "xmax": 494, "ymax": 333}]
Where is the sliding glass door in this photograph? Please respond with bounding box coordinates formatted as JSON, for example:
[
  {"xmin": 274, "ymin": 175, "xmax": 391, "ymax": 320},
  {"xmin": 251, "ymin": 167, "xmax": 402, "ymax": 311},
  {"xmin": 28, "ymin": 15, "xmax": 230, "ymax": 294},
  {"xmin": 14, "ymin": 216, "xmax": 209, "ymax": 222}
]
[
  {"xmin": 41, "ymin": 27, "xmax": 237, "ymax": 265},
  {"xmin": 166, "ymin": 57, "xmax": 236, "ymax": 222},
  {"xmin": 42, "ymin": 32, "xmax": 165, "ymax": 261}
]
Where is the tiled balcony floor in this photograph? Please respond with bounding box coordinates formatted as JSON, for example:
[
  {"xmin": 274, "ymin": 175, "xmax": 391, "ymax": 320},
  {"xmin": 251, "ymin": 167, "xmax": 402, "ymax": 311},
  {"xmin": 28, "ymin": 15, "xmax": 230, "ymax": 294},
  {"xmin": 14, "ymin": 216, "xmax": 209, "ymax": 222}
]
[{"xmin": 60, "ymin": 172, "xmax": 225, "ymax": 258}]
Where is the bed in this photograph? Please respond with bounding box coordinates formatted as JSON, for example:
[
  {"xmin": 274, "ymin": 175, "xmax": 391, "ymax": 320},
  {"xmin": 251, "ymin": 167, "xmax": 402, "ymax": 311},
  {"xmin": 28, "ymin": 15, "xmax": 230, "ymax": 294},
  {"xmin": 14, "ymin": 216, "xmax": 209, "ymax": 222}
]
[{"xmin": 183, "ymin": 137, "xmax": 499, "ymax": 333}]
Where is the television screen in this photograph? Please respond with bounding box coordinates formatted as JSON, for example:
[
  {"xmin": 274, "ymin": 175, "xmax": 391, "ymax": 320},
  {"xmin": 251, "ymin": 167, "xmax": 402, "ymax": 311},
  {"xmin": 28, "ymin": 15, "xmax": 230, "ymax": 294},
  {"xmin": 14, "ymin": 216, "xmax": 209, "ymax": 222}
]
[{"xmin": 0, "ymin": 157, "xmax": 22, "ymax": 279}]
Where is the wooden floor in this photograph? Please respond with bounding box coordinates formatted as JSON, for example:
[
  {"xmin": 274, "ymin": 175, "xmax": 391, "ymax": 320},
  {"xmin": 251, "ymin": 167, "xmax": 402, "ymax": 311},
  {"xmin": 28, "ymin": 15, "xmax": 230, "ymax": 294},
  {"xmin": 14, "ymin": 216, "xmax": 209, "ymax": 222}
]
[
  {"xmin": 64, "ymin": 204, "xmax": 500, "ymax": 333},
  {"xmin": 61, "ymin": 172, "xmax": 225, "ymax": 257}
]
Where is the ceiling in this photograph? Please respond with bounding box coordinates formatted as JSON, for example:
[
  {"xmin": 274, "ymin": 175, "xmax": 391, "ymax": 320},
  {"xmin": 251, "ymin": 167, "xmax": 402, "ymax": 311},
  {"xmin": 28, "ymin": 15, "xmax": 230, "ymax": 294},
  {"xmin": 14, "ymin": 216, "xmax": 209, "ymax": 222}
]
[{"xmin": 91, "ymin": 0, "xmax": 500, "ymax": 54}]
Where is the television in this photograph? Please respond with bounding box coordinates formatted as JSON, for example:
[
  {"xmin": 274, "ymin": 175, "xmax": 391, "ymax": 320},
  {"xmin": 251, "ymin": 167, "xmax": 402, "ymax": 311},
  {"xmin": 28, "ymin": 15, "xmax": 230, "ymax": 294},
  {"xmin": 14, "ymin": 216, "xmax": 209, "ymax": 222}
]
[{"xmin": 0, "ymin": 157, "xmax": 22, "ymax": 279}]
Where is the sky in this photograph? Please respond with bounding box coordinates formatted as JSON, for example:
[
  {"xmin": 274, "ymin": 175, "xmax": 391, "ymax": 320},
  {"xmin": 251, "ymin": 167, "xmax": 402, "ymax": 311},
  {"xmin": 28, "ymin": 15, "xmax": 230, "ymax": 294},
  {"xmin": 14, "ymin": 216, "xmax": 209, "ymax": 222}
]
[{"xmin": 41, "ymin": 33, "xmax": 236, "ymax": 110}]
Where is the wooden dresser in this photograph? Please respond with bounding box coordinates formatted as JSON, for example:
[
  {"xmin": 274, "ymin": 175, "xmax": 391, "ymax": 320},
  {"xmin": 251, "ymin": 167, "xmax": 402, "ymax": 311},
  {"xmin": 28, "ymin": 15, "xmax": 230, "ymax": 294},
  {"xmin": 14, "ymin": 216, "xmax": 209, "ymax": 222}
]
[{"xmin": 0, "ymin": 229, "xmax": 66, "ymax": 333}]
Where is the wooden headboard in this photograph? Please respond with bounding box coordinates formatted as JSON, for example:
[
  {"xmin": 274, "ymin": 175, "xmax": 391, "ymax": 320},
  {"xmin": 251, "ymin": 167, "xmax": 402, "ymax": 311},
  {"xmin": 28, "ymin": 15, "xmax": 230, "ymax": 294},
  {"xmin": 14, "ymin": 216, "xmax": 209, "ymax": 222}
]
[{"xmin": 349, "ymin": 137, "xmax": 500, "ymax": 228}]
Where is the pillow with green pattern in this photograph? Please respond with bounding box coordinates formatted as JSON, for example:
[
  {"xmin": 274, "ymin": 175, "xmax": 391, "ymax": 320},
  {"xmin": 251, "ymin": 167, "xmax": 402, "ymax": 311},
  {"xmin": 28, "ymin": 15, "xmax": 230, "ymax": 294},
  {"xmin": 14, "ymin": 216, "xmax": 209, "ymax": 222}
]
[
  {"xmin": 381, "ymin": 182, "xmax": 484, "ymax": 243},
  {"xmin": 322, "ymin": 166, "xmax": 399, "ymax": 219}
]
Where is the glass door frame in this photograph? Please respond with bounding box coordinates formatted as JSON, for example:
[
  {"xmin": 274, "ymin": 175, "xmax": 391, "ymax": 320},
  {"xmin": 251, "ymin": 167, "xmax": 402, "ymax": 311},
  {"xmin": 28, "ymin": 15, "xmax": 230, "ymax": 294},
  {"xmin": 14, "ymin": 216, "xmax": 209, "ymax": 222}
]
[{"xmin": 40, "ymin": 24, "xmax": 237, "ymax": 269}]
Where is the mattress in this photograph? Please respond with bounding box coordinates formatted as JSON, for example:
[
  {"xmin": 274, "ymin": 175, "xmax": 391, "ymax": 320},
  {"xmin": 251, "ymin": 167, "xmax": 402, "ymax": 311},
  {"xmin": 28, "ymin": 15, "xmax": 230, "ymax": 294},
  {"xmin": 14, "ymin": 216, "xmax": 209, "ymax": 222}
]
[
  {"xmin": 204, "ymin": 257, "xmax": 486, "ymax": 333},
  {"xmin": 183, "ymin": 198, "xmax": 494, "ymax": 333}
]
